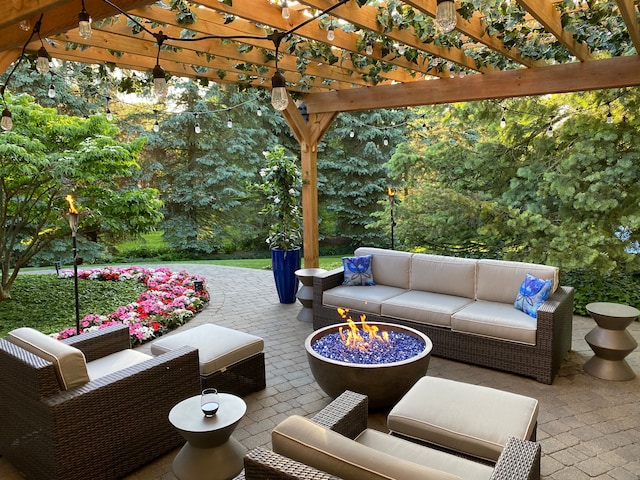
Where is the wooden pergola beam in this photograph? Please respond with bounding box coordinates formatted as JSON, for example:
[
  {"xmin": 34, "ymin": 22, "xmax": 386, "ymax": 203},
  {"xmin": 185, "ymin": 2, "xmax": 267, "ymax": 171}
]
[{"xmin": 302, "ymin": 55, "xmax": 640, "ymax": 113}]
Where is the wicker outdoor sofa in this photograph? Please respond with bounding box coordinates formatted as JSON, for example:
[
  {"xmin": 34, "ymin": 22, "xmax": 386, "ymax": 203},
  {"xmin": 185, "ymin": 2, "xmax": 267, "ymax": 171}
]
[
  {"xmin": 313, "ymin": 247, "xmax": 574, "ymax": 384},
  {"xmin": 0, "ymin": 323, "xmax": 201, "ymax": 480},
  {"xmin": 234, "ymin": 390, "xmax": 541, "ymax": 480}
]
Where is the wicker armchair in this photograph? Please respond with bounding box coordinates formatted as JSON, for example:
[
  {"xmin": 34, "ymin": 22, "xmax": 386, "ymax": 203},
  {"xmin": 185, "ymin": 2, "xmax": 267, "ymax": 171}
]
[
  {"xmin": 0, "ymin": 324, "xmax": 201, "ymax": 480},
  {"xmin": 240, "ymin": 391, "xmax": 541, "ymax": 480}
]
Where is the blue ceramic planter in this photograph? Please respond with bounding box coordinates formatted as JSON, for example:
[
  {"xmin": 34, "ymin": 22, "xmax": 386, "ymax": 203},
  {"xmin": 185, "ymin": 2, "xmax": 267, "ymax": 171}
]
[{"xmin": 271, "ymin": 247, "xmax": 301, "ymax": 304}]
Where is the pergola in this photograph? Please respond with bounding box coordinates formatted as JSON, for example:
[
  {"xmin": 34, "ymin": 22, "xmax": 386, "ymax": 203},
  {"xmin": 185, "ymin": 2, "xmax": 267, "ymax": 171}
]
[{"xmin": 1, "ymin": 0, "xmax": 639, "ymax": 267}]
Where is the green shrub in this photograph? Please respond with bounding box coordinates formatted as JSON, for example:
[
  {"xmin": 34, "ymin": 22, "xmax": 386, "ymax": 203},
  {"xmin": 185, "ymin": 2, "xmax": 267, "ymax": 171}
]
[{"xmin": 562, "ymin": 269, "xmax": 640, "ymax": 316}]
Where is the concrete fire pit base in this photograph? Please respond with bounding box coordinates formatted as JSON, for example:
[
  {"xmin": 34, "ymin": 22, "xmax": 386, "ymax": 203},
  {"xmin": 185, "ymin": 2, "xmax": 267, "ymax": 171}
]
[{"xmin": 305, "ymin": 322, "xmax": 432, "ymax": 410}]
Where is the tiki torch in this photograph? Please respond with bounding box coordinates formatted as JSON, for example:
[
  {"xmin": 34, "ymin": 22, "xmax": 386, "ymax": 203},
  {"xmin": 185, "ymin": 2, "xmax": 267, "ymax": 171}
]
[{"xmin": 66, "ymin": 195, "xmax": 81, "ymax": 335}]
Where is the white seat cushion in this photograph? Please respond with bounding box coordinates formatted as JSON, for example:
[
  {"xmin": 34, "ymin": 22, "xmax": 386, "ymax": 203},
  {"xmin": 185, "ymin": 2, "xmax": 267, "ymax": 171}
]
[
  {"xmin": 388, "ymin": 376, "xmax": 539, "ymax": 462},
  {"xmin": 273, "ymin": 415, "xmax": 462, "ymax": 480},
  {"xmin": 323, "ymin": 285, "xmax": 406, "ymax": 315},
  {"xmin": 476, "ymin": 259, "xmax": 558, "ymax": 304},
  {"xmin": 451, "ymin": 300, "xmax": 537, "ymax": 345},
  {"xmin": 410, "ymin": 254, "xmax": 477, "ymax": 299},
  {"xmin": 86, "ymin": 349, "xmax": 152, "ymax": 380},
  {"xmin": 354, "ymin": 247, "xmax": 413, "ymax": 289},
  {"xmin": 150, "ymin": 323, "xmax": 264, "ymax": 376},
  {"xmin": 7, "ymin": 327, "xmax": 89, "ymax": 390},
  {"xmin": 381, "ymin": 290, "xmax": 473, "ymax": 327}
]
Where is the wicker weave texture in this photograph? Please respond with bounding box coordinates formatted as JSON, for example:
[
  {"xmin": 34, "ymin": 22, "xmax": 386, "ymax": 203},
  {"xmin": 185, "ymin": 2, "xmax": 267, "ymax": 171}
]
[
  {"xmin": 0, "ymin": 325, "xmax": 202, "ymax": 480},
  {"xmin": 313, "ymin": 269, "xmax": 574, "ymax": 384},
  {"xmin": 201, "ymin": 352, "xmax": 266, "ymax": 397}
]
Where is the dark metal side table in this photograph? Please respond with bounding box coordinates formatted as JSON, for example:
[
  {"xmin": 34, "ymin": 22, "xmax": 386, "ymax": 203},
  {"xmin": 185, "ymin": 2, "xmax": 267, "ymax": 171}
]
[
  {"xmin": 584, "ymin": 302, "xmax": 639, "ymax": 381},
  {"xmin": 294, "ymin": 268, "xmax": 327, "ymax": 322}
]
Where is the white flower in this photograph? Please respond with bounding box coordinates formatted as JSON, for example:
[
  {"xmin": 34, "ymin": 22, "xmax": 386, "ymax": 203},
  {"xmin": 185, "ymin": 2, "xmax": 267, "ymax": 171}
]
[
  {"xmin": 288, "ymin": 188, "xmax": 295, "ymax": 195},
  {"xmin": 274, "ymin": 197, "xmax": 281, "ymax": 204},
  {"xmin": 259, "ymin": 168, "xmax": 267, "ymax": 177}
]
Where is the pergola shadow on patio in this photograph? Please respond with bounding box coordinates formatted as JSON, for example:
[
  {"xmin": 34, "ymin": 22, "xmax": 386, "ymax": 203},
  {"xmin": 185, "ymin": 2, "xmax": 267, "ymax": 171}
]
[{"xmin": 2, "ymin": 264, "xmax": 637, "ymax": 480}]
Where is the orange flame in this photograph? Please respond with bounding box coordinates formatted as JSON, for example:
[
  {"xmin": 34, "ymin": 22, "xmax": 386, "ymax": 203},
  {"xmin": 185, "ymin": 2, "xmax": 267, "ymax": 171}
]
[
  {"xmin": 337, "ymin": 308, "xmax": 389, "ymax": 352},
  {"xmin": 65, "ymin": 195, "xmax": 79, "ymax": 214}
]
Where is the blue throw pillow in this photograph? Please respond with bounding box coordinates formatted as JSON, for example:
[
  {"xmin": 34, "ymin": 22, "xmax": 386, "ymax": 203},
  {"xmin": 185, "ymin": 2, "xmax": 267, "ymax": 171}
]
[
  {"xmin": 342, "ymin": 255, "xmax": 375, "ymax": 286},
  {"xmin": 514, "ymin": 273, "xmax": 553, "ymax": 318}
]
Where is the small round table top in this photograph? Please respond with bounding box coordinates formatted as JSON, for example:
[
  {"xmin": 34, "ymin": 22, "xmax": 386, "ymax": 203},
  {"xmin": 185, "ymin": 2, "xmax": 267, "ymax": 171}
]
[
  {"xmin": 586, "ymin": 302, "xmax": 640, "ymax": 320},
  {"xmin": 295, "ymin": 268, "xmax": 327, "ymax": 277},
  {"xmin": 169, "ymin": 393, "xmax": 246, "ymax": 434}
]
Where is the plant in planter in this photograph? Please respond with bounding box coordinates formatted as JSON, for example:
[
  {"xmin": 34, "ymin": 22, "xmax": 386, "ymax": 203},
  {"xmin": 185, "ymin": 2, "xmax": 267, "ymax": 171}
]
[{"xmin": 254, "ymin": 145, "xmax": 303, "ymax": 303}]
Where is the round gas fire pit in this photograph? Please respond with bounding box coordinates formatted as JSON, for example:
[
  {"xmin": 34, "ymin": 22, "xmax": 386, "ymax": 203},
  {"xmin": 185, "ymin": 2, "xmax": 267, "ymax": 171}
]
[{"xmin": 305, "ymin": 322, "xmax": 432, "ymax": 409}]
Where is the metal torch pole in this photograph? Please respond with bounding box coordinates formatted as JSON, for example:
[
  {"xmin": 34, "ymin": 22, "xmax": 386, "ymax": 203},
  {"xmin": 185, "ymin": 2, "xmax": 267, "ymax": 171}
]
[
  {"xmin": 69, "ymin": 212, "xmax": 80, "ymax": 335},
  {"xmin": 388, "ymin": 188, "xmax": 396, "ymax": 250}
]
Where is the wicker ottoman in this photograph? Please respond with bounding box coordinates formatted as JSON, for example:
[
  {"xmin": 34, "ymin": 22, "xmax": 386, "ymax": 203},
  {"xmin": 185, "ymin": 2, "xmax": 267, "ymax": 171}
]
[
  {"xmin": 387, "ymin": 376, "xmax": 538, "ymax": 463},
  {"xmin": 151, "ymin": 323, "xmax": 265, "ymax": 397}
]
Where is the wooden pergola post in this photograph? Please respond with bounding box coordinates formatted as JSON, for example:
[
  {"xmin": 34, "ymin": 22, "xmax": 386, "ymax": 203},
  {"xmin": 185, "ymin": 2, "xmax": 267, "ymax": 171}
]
[{"xmin": 281, "ymin": 99, "xmax": 338, "ymax": 268}]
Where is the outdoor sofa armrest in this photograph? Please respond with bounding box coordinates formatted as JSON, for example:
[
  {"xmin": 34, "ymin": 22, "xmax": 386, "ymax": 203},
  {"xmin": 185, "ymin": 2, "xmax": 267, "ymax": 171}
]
[
  {"xmin": 489, "ymin": 436, "xmax": 541, "ymax": 480},
  {"xmin": 243, "ymin": 447, "xmax": 343, "ymax": 480},
  {"xmin": 310, "ymin": 390, "xmax": 368, "ymax": 439},
  {"xmin": 63, "ymin": 323, "xmax": 131, "ymax": 362},
  {"xmin": 312, "ymin": 267, "xmax": 344, "ymax": 320}
]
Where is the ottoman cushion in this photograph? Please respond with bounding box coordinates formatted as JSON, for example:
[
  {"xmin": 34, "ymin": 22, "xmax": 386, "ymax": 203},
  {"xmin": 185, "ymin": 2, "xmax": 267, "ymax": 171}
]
[
  {"xmin": 150, "ymin": 324, "xmax": 264, "ymax": 376},
  {"xmin": 387, "ymin": 376, "xmax": 538, "ymax": 462}
]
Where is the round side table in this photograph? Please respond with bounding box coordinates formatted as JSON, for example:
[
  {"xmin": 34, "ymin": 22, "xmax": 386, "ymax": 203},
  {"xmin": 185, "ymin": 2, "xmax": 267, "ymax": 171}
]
[
  {"xmin": 169, "ymin": 393, "xmax": 247, "ymax": 480},
  {"xmin": 584, "ymin": 302, "xmax": 639, "ymax": 381},
  {"xmin": 294, "ymin": 268, "xmax": 327, "ymax": 322}
]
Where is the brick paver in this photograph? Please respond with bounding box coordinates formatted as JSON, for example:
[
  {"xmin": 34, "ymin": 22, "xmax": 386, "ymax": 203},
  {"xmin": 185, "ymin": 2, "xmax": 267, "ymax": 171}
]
[{"xmin": 2, "ymin": 264, "xmax": 639, "ymax": 479}]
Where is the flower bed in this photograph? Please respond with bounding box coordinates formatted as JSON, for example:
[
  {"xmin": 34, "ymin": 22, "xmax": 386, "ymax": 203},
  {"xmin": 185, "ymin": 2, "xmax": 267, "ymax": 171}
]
[{"xmin": 54, "ymin": 266, "xmax": 209, "ymax": 345}]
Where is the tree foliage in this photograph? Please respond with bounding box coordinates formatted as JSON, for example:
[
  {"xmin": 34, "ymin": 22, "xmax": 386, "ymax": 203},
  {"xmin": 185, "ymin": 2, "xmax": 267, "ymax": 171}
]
[
  {"xmin": 0, "ymin": 94, "xmax": 162, "ymax": 300},
  {"xmin": 388, "ymin": 88, "xmax": 640, "ymax": 275}
]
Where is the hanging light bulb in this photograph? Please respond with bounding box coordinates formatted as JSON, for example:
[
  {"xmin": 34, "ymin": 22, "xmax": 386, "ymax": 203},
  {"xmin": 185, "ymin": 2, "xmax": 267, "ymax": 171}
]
[
  {"xmin": 606, "ymin": 110, "xmax": 613, "ymax": 124},
  {"xmin": 152, "ymin": 64, "xmax": 168, "ymax": 99},
  {"xmin": 153, "ymin": 119, "xmax": 160, "ymax": 132},
  {"xmin": 435, "ymin": 0, "xmax": 457, "ymax": 33},
  {"xmin": 271, "ymin": 71, "xmax": 289, "ymax": 111},
  {"xmin": 19, "ymin": 19, "xmax": 31, "ymax": 31},
  {"xmin": 106, "ymin": 107, "xmax": 113, "ymax": 121},
  {"xmin": 349, "ymin": 129, "xmax": 355, "ymax": 138},
  {"xmin": 327, "ymin": 24, "xmax": 335, "ymax": 42},
  {"xmin": 365, "ymin": 41, "xmax": 373, "ymax": 55},
  {"xmin": 257, "ymin": 106, "xmax": 262, "ymax": 117},
  {"xmin": 546, "ymin": 125, "xmax": 553, "ymax": 137},
  {"xmin": 383, "ymin": 136, "xmax": 389, "ymax": 146},
  {"xmin": 281, "ymin": 0, "xmax": 290, "ymax": 19},
  {"xmin": 48, "ymin": 83, "xmax": 56, "ymax": 98},
  {"xmin": 397, "ymin": 44, "xmax": 406, "ymax": 55},
  {"xmin": 194, "ymin": 115, "xmax": 201, "ymax": 133},
  {"xmin": 78, "ymin": 3, "xmax": 92, "ymax": 40},
  {"xmin": 36, "ymin": 47, "xmax": 50, "ymax": 74},
  {"xmin": 1, "ymin": 108, "xmax": 13, "ymax": 131},
  {"xmin": 227, "ymin": 117, "xmax": 233, "ymax": 128},
  {"xmin": 500, "ymin": 116, "xmax": 506, "ymax": 128}
]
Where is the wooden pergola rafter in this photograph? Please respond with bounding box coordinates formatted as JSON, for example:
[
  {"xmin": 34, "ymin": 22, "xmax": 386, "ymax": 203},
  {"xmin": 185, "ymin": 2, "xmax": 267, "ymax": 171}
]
[{"xmin": 1, "ymin": 0, "xmax": 639, "ymax": 267}]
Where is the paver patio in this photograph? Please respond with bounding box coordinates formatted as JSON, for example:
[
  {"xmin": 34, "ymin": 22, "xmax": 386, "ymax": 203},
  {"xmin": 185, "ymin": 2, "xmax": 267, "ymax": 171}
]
[{"xmin": 1, "ymin": 264, "xmax": 638, "ymax": 480}]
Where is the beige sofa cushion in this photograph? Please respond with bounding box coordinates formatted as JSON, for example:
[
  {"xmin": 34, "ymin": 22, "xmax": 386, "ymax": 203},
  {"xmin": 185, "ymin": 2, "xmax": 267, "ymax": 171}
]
[
  {"xmin": 388, "ymin": 376, "xmax": 539, "ymax": 462},
  {"xmin": 356, "ymin": 429, "xmax": 493, "ymax": 480},
  {"xmin": 476, "ymin": 259, "xmax": 558, "ymax": 304},
  {"xmin": 451, "ymin": 300, "xmax": 538, "ymax": 345},
  {"xmin": 7, "ymin": 327, "xmax": 90, "ymax": 390},
  {"xmin": 410, "ymin": 254, "xmax": 477, "ymax": 299},
  {"xmin": 381, "ymin": 291, "xmax": 473, "ymax": 328},
  {"xmin": 150, "ymin": 323, "xmax": 264, "ymax": 376},
  {"xmin": 86, "ymin": 349, "xmax": 152, "ymax": 380},
  {"xmin": 355, "ymin": 247, "xmax": 413, "ymax": 289},
  {"xmin": 323, "ymin": 285, "xmax": 406, "ymax": 315},
  {"xmin": 273, "ymin": 415, "xmax": 462, "ymax": 480}
]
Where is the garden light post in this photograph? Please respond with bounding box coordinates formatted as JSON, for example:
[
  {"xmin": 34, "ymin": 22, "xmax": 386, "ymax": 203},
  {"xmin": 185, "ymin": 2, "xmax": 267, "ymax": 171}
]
[
  {"xmin": 66, "ymin": 195, "xmax": 81, "ymax": 336},
  {"xmin": 387, "ymin": 187, "xmax": 396, "ymax": 250}
]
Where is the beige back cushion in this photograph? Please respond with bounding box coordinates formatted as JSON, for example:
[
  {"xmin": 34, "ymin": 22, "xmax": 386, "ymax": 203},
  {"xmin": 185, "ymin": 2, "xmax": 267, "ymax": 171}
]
[
  {"xmin": 354, "ymin": 247, "xmax": 413, "ymax": 289},
  {"xmin": 410, "ymin": 254, "xmax": 477, "ymax": 299},
  {"xmin": 476, "ymin": 259, "xmax": 559, "ymax": 304},
  {"xmin": 7, "ymin": 327, "xmax": 90, "ymax": 390},
  {"xmin": 272, "ymin": 415, "xmax": 461, "ymax": 480}
]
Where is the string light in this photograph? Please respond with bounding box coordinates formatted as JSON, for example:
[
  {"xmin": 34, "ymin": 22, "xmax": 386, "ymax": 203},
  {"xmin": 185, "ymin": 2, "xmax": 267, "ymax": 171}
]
[
  {"xmin": 36, "ymin": 46, "xmax": 50, "ymax": 74},
  {"xmin": 606, "ymin": 109, "xmax": 613, "ymax": 124},
  {"xmin": 256, "ymin": 106, "xmax": 262, "ymax": 117},
  {"xmin": 349, "ymin": 129, "xmax": 355, "ymax": 138},
  {"xmin": 383, "ymin": 136, "xmax": 389, "ymax": 146},
  {"xmin": 327, "ymin": 21, "xmax": 335, "ymax": 41},
  {"xmin": 105, "ymin": 96, "xmax": 113, "ymax": 121},
  {"xmin": 152, "ymin": 32, "xmax": 168, "ymax": 99},
  {"xmin": 365, "ymin": 40, "xmax": 373, "ymax": 55},
  {"xmin": 48, "ymin": 83, "xmax": 56, "ymax": 98},
  {"xmin": 281, "ymin": 0, "xmax": 290, "ymax": 19},
  {"xmin": 152, "ymin": 109, "xmax": 160, "ymax": 132},
  {"xmin": 270, "ymin": 32, "xmax": 289, "ymax": 111},
  {"xmin": 1, "ymin": 108, "xmax": 12, "ymax": 131},
  {"xmin": 227, "ymin": 117, "xmax": 233, "ymax": 128},
  {"xmin": 78, "ymin": 0, "xmax": 92, "ymax": 39},
  {"xmin": 194, "ymin": 113, "xmax": 201, "ymax": 133},
  {"xmin": 500, "ymin": 116, "xmax": 506, "ymax": 128},
  {"xmin": 546, "ymin": 125, "xmax": 553, "ymax": 137},
  {"xmin": 397, "ymin": 44, "xmax": 406, "ymax": 55},
  {"xmin": 435, "ymin": 0, "xmax": 457, "ymax": 33}
]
